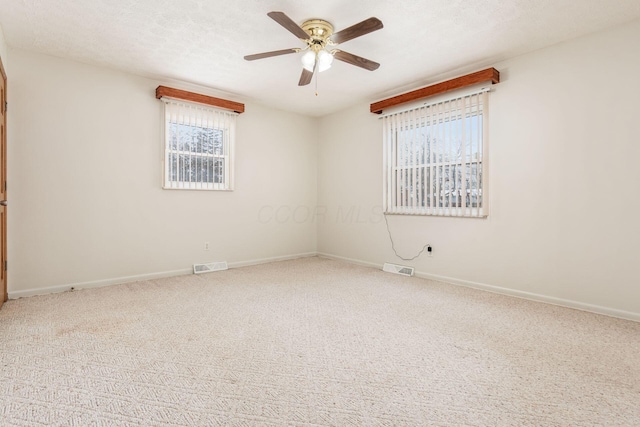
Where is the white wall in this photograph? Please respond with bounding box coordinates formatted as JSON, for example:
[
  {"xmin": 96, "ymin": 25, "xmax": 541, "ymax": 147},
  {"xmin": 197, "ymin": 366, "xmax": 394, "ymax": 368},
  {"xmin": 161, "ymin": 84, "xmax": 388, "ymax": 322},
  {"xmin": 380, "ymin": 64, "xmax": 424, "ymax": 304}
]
[
  {"xmin": 0, "ymin": 22, "xmax": 7, "ymax": 72},
  {"xmin": 317, "ymin": 19, "xmax": 640, "ymax": 319},
  {"xmin": 8, "ymin": 50, "xmax": 317, "ymax": 295}
]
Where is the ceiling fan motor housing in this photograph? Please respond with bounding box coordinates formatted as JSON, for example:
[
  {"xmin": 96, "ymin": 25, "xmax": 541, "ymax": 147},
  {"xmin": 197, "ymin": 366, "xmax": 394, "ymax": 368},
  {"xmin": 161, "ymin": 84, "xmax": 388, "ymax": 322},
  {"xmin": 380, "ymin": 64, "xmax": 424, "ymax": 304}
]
[{"xmin": 301, "ymin": 19, "xmax": 334, "ymax": 51}]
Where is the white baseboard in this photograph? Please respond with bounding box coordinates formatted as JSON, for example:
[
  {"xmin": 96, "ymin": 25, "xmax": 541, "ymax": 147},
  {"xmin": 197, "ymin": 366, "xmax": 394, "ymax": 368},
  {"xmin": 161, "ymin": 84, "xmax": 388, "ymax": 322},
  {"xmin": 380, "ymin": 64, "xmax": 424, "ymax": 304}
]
[
  {"xmin": 317, "ymin": 252, "xmax": 640, "ymax": 323},
  {"xmin": 317, "ymin": 252, "xmax": 381, "ymax": 270},
  {"xmin": 9, "ymin": 252, "xmax": 318, "ymax": 300},
  {"xmin": 9, "ymin": 268, "xmax": 193, "ymax": 299},
  {"xmin": 228, "ymin": 252, "xmax": 317, "ymax": 269}
]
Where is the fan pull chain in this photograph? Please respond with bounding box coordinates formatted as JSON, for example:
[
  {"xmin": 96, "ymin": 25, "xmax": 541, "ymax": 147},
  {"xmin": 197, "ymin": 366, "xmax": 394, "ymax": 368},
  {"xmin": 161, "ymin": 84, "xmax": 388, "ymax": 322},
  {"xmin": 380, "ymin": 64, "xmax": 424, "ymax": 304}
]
[{"xmin": 315, "ymin": 71, "xmax": 319, "ymax": 96}]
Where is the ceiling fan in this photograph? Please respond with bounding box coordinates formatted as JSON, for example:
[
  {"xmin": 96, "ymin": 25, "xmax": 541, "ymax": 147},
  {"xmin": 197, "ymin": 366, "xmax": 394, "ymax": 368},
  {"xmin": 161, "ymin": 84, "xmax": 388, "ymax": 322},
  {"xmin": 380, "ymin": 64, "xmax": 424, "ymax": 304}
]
[{"xmin": 244, "ymin": 12, "xmax": 383, "ymax": 86}]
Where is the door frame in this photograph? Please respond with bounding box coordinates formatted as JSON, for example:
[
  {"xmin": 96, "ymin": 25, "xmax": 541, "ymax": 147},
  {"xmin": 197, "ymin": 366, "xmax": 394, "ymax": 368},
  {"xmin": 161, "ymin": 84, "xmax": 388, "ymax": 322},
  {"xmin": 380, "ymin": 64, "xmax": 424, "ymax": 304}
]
[{"xmin": 0, "ymin": 54, "xmax": 6, "ymax": 306}]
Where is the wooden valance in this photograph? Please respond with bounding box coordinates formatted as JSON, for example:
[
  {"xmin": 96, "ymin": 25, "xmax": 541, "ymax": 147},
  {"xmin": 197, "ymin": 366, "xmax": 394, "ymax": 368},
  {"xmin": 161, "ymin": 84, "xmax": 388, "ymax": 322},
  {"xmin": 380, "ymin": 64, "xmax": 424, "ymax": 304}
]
[
  {"xmin": 156, "ymin": 86, "xmax": 245, "ymax": 114},
  {"xmin": 370, "ymin": 67, "xmax": 500, "ymax": 114}
]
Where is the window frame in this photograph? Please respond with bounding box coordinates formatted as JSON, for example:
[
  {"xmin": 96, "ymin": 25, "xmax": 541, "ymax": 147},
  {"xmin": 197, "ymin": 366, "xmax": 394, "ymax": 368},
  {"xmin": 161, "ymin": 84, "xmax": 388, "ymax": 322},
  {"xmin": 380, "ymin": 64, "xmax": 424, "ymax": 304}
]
[
  {"xmin": 161, "ymin": 99, "xmax": 236, "ymax": 191},
  {"xmin": 382, "ymin": 88, "xmax": 489, "ymax": 218}
]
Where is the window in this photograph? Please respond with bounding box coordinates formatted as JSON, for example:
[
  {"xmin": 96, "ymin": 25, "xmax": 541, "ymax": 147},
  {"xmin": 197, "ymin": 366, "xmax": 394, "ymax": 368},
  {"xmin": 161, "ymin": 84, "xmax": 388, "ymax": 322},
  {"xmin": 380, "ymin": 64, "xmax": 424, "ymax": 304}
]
[
  {"xmin": 161, "ymin": 99, "xmax": 236, "ymax": 190},
  {"xmin": 382, "ymin": 89, "xmax": 488, "ymax": 217}
]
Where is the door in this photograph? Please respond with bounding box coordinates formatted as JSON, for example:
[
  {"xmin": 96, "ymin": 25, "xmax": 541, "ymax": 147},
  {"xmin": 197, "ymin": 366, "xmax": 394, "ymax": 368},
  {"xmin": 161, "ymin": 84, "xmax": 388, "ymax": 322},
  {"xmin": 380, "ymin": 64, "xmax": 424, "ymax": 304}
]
[{"xmin": 0, "ymin": 56, "xmax": 6, "ymax": 307}]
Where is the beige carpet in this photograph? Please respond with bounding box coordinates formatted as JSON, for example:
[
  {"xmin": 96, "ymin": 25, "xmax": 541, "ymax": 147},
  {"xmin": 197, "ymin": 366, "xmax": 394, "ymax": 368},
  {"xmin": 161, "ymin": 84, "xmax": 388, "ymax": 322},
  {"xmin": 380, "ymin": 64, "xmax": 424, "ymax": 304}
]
[{"xmin": 0, "ymin": 257, "xmax": 638, "ymax": 426}]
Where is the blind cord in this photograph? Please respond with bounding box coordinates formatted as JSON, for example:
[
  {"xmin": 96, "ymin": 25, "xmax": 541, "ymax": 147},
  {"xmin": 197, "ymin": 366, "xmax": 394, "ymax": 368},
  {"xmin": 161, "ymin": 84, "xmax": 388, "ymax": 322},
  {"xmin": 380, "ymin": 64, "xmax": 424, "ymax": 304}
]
[{"xmin": 383, "ymin": 214, "xmax": 431, "ymax": 261}]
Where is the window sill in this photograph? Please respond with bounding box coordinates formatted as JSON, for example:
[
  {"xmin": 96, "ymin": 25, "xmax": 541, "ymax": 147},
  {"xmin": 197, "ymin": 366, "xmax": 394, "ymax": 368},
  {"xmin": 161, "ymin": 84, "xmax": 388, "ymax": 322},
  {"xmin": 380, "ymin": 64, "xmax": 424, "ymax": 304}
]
[{"xmin": 385, "ymin": 208, "xmax": 486, "ymax": 218}]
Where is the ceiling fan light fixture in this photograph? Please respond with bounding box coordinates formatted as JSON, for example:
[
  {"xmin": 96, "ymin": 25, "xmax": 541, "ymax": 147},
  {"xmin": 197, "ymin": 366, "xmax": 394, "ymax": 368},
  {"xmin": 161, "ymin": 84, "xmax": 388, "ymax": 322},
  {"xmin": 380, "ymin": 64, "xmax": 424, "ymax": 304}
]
[
  {"xmin": 317, "ymin": 50, "xmax": 333, "ymax": 73},
  {"xmin": 301, "ymin": 50, "xmax": 316, "ymax": 72},
  {"xmin": 246, "ymin": 12, "xmax": 383, "ymax": 87}
]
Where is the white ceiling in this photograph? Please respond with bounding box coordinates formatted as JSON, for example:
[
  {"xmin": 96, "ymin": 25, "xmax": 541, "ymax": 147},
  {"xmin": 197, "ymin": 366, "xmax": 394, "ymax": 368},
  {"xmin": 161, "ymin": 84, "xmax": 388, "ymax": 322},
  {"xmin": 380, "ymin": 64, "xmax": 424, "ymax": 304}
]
[{"xmin": 1, "ymin": 0, "xmax": 639, "ymax": 116}]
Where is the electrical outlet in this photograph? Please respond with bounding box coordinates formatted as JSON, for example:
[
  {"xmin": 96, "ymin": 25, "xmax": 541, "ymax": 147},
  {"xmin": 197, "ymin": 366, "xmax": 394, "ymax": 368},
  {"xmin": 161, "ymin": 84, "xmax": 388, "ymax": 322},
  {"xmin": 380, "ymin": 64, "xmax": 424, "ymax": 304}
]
[{"xmin": 204, "ymin": 242, "xmax": 210, "ymax": 251}]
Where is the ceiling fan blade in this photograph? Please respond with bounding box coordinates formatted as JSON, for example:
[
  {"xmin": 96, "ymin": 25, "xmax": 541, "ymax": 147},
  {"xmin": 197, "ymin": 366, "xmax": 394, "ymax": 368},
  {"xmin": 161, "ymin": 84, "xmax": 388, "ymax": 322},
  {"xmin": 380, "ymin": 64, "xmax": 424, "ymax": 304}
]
[
  {"xmin": 329, "ymin": 17, "xmax": 383, "ymax": 44},
  {"xmin": 244, "ymin": 48, "xmax": 298, "ymax": 61},
  {"xmin": 267, "ymin": 11, "xmax": 310, "ymax": 40},
  {"xmin": 333, "ymin": 50, "xmax": 380, "ymax": 71},
  {"xmin": 298, "ymin": 68, "xmax": 315, "ymax": 86}
]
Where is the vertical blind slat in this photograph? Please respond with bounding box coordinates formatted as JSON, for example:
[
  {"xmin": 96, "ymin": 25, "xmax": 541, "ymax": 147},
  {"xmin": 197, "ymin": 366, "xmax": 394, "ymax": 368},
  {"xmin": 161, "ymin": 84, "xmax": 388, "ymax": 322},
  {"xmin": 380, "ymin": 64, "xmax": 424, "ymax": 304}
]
[
  {"xmin": 402, "ymin": 111, "xmax": 408, "ymax": 210},
  {"xmin": 178, "ymin": 102, "xmax": 183, "ymax": 189},
  {"xmin": 470, "ymin": 94, "xmax": 475, "ymax": 214},
  {"xmin": 392, "ymin": 113, "xmax": 398, "ymax": 212},
  {"xmin": 412, "ymin": 108, "xmax": 417, "ymax": 211},
  {"xmin": 436, "ymin": 100, "xmax": 442, "ymax": 213},
  {"xmin": 429, "ymin": 104, "xmax": 435, "ymax": 214},
  {"xmin": 443, "ymin": 100, "xmax": 447, "ymax": 214},
  {"xmin": 417, "ymin": 107, "xmax": 423, "ymax": 212},
  {"xmin": 461, "ymin": 96, "xmax": 467, "ymax": 213},
  {"xmin": 390, "ymin": 115, "xmax": 395, "ymax": 211},
  {"xmin": 447, "ymin": 100, "xmax": 453, "ymax": 215},
  {"xmin": 398, "ymin": 112, "xmax": 403, "ymax": 210},
  {"xmin": 403, "ymin": 111, "xmax": 408, "ymax": 210},
  {"xmin": 187, "ymin": 104, "xmax": 192, "ymax": 187},
  {"xmin": 456, "ymin": 99, "xmax": 467, "ymax": 215},
  {"xmin": 197, "ymin": 106, "xmax": 202, "ymax": 190},
  {"xmin": 450, "ymin": 100, "xmax": 455, "ymax": 214},
  {"xmin": 386, "ymin": 116, "xmax": 391, "ymax": 212},
  {"xmin": 476, "ymin": 92, "xmax": 482, "ymax": 215},
  {"xmin": 481, "ymin": 91, "xmax": 488, "ymax": 217},
  {"xmin": 206, "ymin": 108, "xmax": 210, "ymax": 188},
  {"xmin": 382, "ymin": 116, "xmax": 387, "ymax": 211},
  {"xmin": 227, "ymin": 112, "xmax": 232, "ymax": 190},
  {"xmin": 166, "ymin": 103, "xmax": 172, "ymax": 188}
]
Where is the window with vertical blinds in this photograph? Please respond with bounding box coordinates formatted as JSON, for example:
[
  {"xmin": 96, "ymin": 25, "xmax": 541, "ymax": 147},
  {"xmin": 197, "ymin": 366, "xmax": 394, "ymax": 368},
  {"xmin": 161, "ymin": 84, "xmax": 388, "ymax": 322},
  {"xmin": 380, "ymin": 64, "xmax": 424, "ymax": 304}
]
[
  {"xmin": 161, "ymin": 99, "xmax": 236, "ymax": 190},
  {"xmin": 382, "ymin": 88, "xmax": 489, "ymax": 217}
]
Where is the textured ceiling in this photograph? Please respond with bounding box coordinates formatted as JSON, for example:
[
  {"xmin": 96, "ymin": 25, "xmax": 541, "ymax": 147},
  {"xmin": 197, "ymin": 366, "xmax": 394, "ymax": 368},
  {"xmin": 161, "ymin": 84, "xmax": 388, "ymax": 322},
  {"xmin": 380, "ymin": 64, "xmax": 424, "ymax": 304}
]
[{"xmin": 1, "ymin": 0, "xmax": 639, "ymax": 116}]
